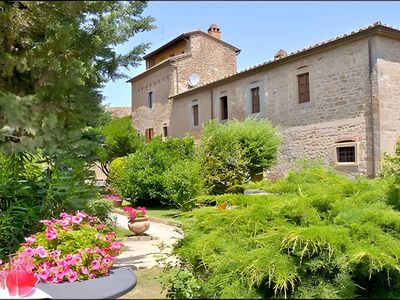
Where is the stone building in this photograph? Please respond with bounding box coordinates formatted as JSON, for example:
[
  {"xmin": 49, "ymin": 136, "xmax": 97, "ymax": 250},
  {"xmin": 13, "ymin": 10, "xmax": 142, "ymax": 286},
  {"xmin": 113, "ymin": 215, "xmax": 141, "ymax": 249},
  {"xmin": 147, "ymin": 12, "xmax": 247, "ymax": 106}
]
[{"xmin": 128, "ymin": 22, "xmax": 400, "ymax": 178}]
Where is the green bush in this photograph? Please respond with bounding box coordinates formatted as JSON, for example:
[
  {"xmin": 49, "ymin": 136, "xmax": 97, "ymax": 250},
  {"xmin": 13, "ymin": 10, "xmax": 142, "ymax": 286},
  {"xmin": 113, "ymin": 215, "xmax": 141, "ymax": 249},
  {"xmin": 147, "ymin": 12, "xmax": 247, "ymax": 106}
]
[
  {"xmin": 0, "ymin": 153, "xmax": 97, "ymax": 260},
  {"xmin": 166, "ymin": 166, "xmax": 400, "ymax": 299},
  {"xmin": 163, "ymin": 160, "xmax": 204, "ymax": 211},
  {"xmin": 379, "ymin": 139, "xmax": 400, "ymax": 211},
  {"xmin": 108, "ymin": 157, "xmax": 127, "ymax": 195},
  {"xmin": 123, "ymin": 136, "xmax": 196, "ymax": 207},
  {"xmin": 85, "ymin": 198, "xmax": 113, "ymax": 225},
  {"xmin": 198, "ymin": 118, "xmax": 280, "ymax": 194}
]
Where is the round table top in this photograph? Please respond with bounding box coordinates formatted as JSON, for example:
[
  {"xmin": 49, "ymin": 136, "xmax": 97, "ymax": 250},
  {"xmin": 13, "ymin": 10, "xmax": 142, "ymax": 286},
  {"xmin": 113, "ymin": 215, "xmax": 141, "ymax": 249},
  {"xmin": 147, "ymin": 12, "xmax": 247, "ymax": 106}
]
[{"xmin": 37, "ymin": 267, "xmax": 137, "ymax": 299}]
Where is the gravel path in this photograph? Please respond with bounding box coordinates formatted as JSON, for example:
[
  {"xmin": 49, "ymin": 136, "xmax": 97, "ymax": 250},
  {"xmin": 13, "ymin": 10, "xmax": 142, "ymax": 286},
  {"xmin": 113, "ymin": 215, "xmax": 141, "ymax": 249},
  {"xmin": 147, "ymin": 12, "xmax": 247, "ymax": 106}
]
[{"xmin": 112, "ymin": 213, "xmax": 182, "ymax": 270}]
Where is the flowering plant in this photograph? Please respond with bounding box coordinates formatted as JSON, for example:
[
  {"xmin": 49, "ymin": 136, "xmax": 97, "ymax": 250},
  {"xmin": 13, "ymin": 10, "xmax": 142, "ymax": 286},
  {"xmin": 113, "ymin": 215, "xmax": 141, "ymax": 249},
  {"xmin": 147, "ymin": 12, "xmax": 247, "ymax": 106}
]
[
  {"xmin": 122, "ymin": 206, "xmax": 147, "ymax": 221},
  {"xmin": 104, "ymin": 194, "xmax": 122, "ymax": 201},
  {"xmin": 10, "ymin": 211, "xmax": 123, "ymax": 283}
]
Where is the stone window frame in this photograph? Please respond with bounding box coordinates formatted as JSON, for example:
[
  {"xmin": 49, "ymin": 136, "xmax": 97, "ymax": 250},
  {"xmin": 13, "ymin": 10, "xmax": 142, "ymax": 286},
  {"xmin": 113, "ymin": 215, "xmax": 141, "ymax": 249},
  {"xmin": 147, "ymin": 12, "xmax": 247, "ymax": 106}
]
[
  {"xmin": 333, "ymin": 140, "xmax": 358, "ymax": 167},
  {"xmin": 245, "ymin": 80, "xmax": 266, "ymax": 118},
  {"xmin": 293, "ymin": 65, "xmax": 314, "ymax": 108},
  {"xmin": 190, "ymin": 100, "xmax": 200, "ymax": 130}
]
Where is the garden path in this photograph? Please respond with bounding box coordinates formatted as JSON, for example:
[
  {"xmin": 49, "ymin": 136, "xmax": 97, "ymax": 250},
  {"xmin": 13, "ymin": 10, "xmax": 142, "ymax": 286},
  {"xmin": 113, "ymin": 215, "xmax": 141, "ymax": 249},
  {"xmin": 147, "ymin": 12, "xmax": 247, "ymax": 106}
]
[{"xmin": 112, "ymin": 213, "xmax": 182, "ymax": 270}]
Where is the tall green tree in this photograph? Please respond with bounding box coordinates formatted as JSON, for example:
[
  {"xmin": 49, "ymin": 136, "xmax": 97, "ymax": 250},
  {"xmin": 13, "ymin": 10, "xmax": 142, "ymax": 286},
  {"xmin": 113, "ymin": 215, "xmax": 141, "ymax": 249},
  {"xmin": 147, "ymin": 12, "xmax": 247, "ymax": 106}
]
[
  {"xmin": 95, "ymin": 116, "xmax": 144, "ymax": 176},
  {"xmin": 0, "ymin": 1, "xmax": 154, "ymax": 154}
]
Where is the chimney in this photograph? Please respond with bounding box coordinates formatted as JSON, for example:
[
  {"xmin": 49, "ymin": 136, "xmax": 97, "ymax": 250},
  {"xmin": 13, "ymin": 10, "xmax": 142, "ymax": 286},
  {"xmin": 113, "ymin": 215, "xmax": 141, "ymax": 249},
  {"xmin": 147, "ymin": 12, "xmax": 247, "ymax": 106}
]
[
  {"xmin": 274, "ymin": 49, "xmax": 287, "ymax": 60},
  {"xmin": 208, "ymin": 24, "xmax": 221, "ymax": 40}
]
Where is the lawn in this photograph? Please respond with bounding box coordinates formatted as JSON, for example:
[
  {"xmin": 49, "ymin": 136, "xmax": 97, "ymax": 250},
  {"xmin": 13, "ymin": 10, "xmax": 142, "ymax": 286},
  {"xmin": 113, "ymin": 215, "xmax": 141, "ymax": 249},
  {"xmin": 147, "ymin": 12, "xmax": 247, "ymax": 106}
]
[{"xmin": 118, "ymin": 267, "xmax": 166, "ymax": 299}]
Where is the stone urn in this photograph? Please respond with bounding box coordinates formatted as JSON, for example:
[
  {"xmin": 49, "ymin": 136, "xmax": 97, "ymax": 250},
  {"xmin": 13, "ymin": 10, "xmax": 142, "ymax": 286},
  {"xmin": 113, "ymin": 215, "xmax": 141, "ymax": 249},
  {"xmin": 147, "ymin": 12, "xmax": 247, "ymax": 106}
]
[
  {"xmin": 112, "ymin": 199, "xmax": 123, "ymax": 208},
  {"xmin": 128, "ymin": 217, "xmax": 150, "ymax": 235}
]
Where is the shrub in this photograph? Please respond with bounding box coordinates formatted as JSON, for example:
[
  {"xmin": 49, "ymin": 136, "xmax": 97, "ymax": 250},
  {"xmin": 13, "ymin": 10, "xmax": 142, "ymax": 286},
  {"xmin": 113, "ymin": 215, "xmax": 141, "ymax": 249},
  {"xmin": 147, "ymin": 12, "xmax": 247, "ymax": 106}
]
[
  {"xmin": 85, "ymin": 198, "xmax": 113, "ymax": 225},
  {"xmin": 380, "ymin": 139, "xmax": 400, "ymax": 210},
  {"xmin": 123, "ymin": 136, "xmax": 195, "ymax": 207},
  {"xmin": 0, "ymin": 153, "xmax": 97, "ymax": 260},
  {"xmin": 13, "ymin": 211, "xmax": 123, "ymax": 283},
  {"xmin": 163, "ymin": 160, "xmax": 204, "ymax": 211},
  {"xmin": 108, "ymin": 157, "xmax": 128, "ymax": 195},
  {"xmin": 198, "ymin": 120, "xmax": 249, "ymax": 194},
  {"xmin": 198, "ymin": 118, "xmax": 280, "ymax": 194},
  {"xmin": 166, "ymin": 166, "xmax": 400, "ymax": 299}
]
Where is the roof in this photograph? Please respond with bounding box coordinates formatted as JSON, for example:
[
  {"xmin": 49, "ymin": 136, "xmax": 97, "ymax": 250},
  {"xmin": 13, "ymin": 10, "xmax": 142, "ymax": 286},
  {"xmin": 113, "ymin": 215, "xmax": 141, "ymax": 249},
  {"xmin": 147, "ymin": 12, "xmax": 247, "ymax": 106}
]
[
  {"xmin": 142, "ymin": 30, "xmax": 240, "ymax": 60},
  {"xmin": 105, "ymin": 106, "xmax": 131, "ymax": 118},
  {"xmin": 172, "ymin": 22, "xmax": 400, "ymax": 99}
]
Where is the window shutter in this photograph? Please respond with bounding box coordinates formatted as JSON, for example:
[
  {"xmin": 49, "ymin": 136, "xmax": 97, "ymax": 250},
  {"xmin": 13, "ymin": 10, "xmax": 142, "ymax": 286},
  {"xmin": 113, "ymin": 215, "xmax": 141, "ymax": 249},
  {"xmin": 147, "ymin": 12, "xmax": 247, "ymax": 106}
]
[{"xmin": 298, "ymin": 73, "xmax": 310, "ymax": 103}]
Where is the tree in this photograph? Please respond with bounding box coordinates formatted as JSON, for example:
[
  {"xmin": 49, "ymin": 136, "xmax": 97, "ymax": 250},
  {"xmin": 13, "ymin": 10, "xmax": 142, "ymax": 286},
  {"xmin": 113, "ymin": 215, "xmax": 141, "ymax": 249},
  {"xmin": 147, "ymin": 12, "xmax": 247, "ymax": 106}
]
[
  {"xmin": 94, "ymin": 116, "xmax": 144, "ymax": 176},
  {"xmin": 0, "ymin": 1, "xmax": 154, "ymax": 154}
]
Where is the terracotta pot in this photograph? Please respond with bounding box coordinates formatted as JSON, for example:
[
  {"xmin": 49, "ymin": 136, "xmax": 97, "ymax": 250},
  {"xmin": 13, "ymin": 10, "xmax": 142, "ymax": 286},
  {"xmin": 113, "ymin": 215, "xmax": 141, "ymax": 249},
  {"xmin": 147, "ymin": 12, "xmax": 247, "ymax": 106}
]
[
  {"xmin": 113, "ymin": 200, "xmax": 123, "ymax": 208},
  {"xmin": 128, "ymin": 217, "xmax": 150, "ymax": 235}
]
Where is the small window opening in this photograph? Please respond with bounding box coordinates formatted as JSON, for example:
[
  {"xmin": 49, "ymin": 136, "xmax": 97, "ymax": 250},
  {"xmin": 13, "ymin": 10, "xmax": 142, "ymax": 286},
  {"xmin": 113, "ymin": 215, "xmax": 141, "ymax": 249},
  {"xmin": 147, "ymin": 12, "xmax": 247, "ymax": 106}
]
[
  {"xmin": 192, "ymin": 104, "xmax": 199, "ymax": 127},
  {"xmin": 220, "ymin": 96, "xmax": 228, "ymax": 120},
  {"xmin": 163, "ymin": 125, "xmax": 168, "ymax": 137},
  {"xmin": 251, "ymin": 87, "xmax": 260, "ymax": 114},
  {"xmin": 148, "ymin": 91, "xmax": 153, "ymax": 108}
]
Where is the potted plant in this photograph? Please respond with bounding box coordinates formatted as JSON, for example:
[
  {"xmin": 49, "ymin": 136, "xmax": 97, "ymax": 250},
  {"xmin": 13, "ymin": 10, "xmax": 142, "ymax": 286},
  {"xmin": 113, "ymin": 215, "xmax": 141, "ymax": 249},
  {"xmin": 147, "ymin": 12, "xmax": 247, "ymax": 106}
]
[
  {"xmin": 105, "ymin": 194, "xmax": 123, "ymax": 208},
  {"xmin": 6, "ymin": 211, "xmax": 124, "ymax": 284},
  {"xmin": 123, "ymin": 207, "xmax": 150, "ymax": 235}
]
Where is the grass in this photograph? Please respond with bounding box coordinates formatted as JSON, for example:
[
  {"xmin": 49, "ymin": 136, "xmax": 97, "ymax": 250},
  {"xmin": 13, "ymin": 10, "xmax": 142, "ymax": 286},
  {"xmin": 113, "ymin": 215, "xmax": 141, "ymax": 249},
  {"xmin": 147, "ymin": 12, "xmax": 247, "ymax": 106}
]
[
  {"xmin": 119, "ymin": 267, "xmax": 166, "ymax": 299},
  {"xmin": 118, "ymin": 203, "xmax": 181, "ymax": 222},
  {"xmin": 114, "ymin": 226, "xmax": 133, "ymax": 239}
]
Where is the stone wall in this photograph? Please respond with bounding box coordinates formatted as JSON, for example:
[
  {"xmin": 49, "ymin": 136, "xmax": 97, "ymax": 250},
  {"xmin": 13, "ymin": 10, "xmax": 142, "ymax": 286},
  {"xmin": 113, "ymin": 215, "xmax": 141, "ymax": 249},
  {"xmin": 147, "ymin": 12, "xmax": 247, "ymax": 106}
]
[
  {"xmin": 131, "ymin": 64, "xmax": 174, "ymax": 135},
  {"xmin": 374, "ymin": 35, "xmax": 400, "ymax": 162},
  {"xmin": 171, "ymin": 37, "xmax": 374, "ymax": 176},
  {"xmin": 271, "ymin": 117, "xmax": 368, "ymax": 178},
  {"xmin": 174, "ymin": 33, "xmax": 237, "ymax": 95}
]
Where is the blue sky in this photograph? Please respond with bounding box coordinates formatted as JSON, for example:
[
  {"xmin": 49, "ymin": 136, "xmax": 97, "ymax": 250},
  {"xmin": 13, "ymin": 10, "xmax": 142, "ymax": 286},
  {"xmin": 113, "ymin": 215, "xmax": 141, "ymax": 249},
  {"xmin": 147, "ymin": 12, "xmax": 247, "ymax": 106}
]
[{"xmin": 101, "ymin": 1, "xmax": 400, "ymax": 107}]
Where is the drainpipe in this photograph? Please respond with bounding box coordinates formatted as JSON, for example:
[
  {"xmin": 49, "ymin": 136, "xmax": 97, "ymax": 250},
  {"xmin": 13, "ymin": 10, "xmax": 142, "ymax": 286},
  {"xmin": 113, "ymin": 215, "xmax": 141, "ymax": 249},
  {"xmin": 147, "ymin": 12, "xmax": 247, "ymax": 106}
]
[
  {"xmin": 210, "ymin": 89, "xmax": 214, "ymax": 119},
  {"xmin": 367, "ymin": 36, "xmax": 376, "ymax": 178}
]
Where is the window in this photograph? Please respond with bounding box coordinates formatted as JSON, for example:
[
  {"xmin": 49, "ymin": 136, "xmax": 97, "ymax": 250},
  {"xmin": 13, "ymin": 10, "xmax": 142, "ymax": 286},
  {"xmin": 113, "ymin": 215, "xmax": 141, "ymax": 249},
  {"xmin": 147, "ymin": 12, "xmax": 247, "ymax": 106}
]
[
  {"xmin": 163, "ymin": 125, "xmax": 168, "ymax": 137},
  {"xmin": 145, "ymin": 128, "xmax": 154, "ymax": 143},
  {"xmin": 220, "ymin": 96, "xmax": 228, "ymax": 120},
  {"xmin": 251, "ymin": 87, "xmax": 260, "ymax": 114},
  {"xmin": 334, "ymin": 141, "xmax": 357, "ymax": 166},
  {"xmin": 148, "ymin": 91, "xmax": 153, "ymax": 108},
  {"xmin": 297, "ymin": 72, "xmax": 310, "ymax": 103},
  {"xmin": 337, "ymin": 146, "xmax": 355, "ymax": 163},
  {"xmin": 192, "ymin": 104, "xmax": 199, "ymax": 127}
]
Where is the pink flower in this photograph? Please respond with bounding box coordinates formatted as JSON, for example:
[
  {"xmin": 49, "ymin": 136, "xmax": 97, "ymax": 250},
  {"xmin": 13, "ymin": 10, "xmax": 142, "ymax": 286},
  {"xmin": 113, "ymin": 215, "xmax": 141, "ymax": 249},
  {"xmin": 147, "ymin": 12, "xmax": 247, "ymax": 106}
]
[
  {"xmin": 103, "ymin": 256, "xmax": 114, "ymax": 265},
  {"xmin": 71, "ymin": 216, "xmax": 83, "ymax": 224},
  {"xmin": 129, "ymin": 210, "xmax": 137, "ymax": 220},
  {"xmin": 57, "ymin": 260, "xmax": 67, "ymax": 268},
  {"xmin": 84, "ymin": 248, "xmax": 94, "ymax": 253},
  {"xmin": 39, "ymin": 219, "xmax": 53, "ymax": 226},
  {"xmin": 96, "ymin": 224, "xmax": 106, "ymax": 230},
  {"xmin": 76, "ymin": 211, "xmax": 87, "ymax": 218},
  {"xmin": 81, "ymin": 266, "xmax": 89, "ymax": 275},
  {"xmin": 51, "ymin": 250, "xmax": 61, "ymax": 258},
  {"xmin": 111, "ymin": 241, "xmax": 123, "ymax": 250},
  {"xmin": 91, "ymin": 260, "xmax": 100, "ymax": 270},
  {"xmin": 68, "ymin": 270, "xmax": 78, "ymax": 283},
  {"xmin": 45, "ymin": 226, "xmax": 58, "ymax": 240},
  {"xmin": 36, "ymin": 246, "xmax": 48, "ymax": 258},
  {"xmin": 59, "ymin": 212, "xmax": 69, "ymax": 218},
  {"xmin": 24, "ymin": 235, "xmax": 36, "ymax": 244},
  {"xmin": 56, "ymin": 219, "xmax": 69, "ymax": 226}
]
